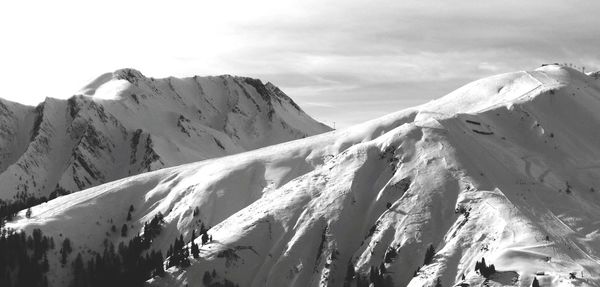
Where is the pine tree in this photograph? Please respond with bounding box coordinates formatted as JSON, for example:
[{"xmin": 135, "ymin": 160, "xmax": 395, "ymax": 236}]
[
  {"xmin": 384, "ymin": 247, "xmax": 397, "ymax": 263},
  {"xmin": 191, "ymin": 241, "xmax": 199, "ymax": 259},
  {"xmin": 168, "ymin": 234, "xmax": 191, "ymax": 268},
  {"xmin": 190, "ymin": 230, "xmax": 197, "ymax": 242},
  {"xmin": 121, "ymin": 224, "xmax": 128, "ymax": 237},
  {"xmin": 203, "ymin": 271, "xmax": 212, "ymax": 285},
  {"xmin": 344, "ymin": 261, "xmax": 355, "ymax": 283},
  {"xmin": 61, "ymin": 238, "xmax": 72, "ymax": 266},
  {"xmin": 424, "ymin": 244, "xmax": 435, "ymax": 265},
  {"xmin": 190, "ymin": 230, "xmax": 199, "ymax": 258},
  {"xmin": 369, "ymin": 266, "xmax": 377, "ymax": 283},
  {"xmin": 156, "ymin": 251, "xmax": 165, "ymax": 277},
  {"xmin": 42, "ymin": 254, "xmax": 49, "ymax": 272},
  {"xmin": 72, "ymin": 253, "xmax": 86, "ymax": 287},
  {"xmin": 475, "ymin": 257, "xmax": 495, "ymax": 278},
  {"xmin": 532, "ymin": 277, "xmax": 540, "ymax": 287}
]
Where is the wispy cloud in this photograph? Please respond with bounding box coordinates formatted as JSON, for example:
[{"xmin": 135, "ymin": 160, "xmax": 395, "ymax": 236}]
[{"xmin": 1, "ymin": 0, "xmax": 599, "ymax": 127}]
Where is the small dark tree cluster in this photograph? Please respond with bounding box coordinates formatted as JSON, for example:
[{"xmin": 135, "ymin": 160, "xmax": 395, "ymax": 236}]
[
  {"xmin": 474, "ymin": 257, "xmax": 496, "ymax": 278},
  {"xmin": 126, "ymin": 204, "xmax": 134, "ymax": 221},
  {"xmin": 343, "ymin": 261, "xmax": 356, "ymax": 287},
  {"xmin": 202, "ymin": 269, "xmax": 239, "ymax": 287},
  {"xmin": 70, "ymin": 237, "xmax": 164, "ymax": 287},
  {"xmin": 383, "ymin": 247, "xmax": 397, "ymax": 263},
  {"xmin": 369, "ymin": 264, "xmax": 385, "ymax": 285},
  {"xmin": 167, "ymin": 235, "xmax": 190, "ymax": 268},
  {"xmin": 531, "ymin": 277, "xmax": 540, "ymax": 287},
  {"xmin": 424, "ymin": 244, "xmax": 435, "ymax": 265},
  {"xmin": 142, "ymin": 212, "xmax": 164, "ymax": 243},
  {"xmin": 121, "ymin": 224, "xmax": 128, "ymax": 237},
  {"xmin": 0, "ymin": 194, "xmax": 47, "ymax": 226},
  {"xmin": 0, "ymin": 228, "xmax": 54, "ymax": 287},
  {"xmin": 61, "ymin": 238, "xmax": 73, "ymax": 266},
  {"xmin": 164, "ymin": 213, "xmax": 211, "ymax": 269},
  {"xmin": 367, "ymin": 264, "xmax": 393, "ymax": 287},
  {"xmin": 49, "ymin": 185, "xmax": 71, "ymax": 200},
  {"xmin": 71, "ymin": 213, "xmax": 166, "ymax": 287},
  {"xmin": 455, "ymin": 205, "xmax": 470, "ymax": 217},
  {"xmin": 346, "ymin": 263, "xmax": 393, "ymax": 287},
  {"xmin": 198, "ymin": 223, "xmax": 212, "ymax": 245},
  {"xmin": 191, "ymin": 207, "xmax": 211, "ymax": 245},
  {"xmin": 190, "ymin": 230, "xmax": 200, "ymax": 259}
]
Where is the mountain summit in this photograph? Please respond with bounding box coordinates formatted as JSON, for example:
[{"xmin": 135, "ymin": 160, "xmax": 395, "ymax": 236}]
[
  {"xmin": 0, "ymin": 69, "xmax": 330, "ymax": 200},
  {"xmin": 9, "ymin": 65, "xmax": 600, "ymax": 287}
]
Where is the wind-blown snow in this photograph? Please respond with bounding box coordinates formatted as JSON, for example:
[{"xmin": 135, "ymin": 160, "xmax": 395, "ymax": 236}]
[{"xmin": 9, "ymin": 65, "xmax": 600, "ymax": 287}]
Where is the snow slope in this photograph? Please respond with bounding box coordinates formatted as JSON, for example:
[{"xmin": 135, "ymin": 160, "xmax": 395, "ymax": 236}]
[
  {"xmin": 0, "ymin": 69, "xmax": 330, "ymax": 200},
  {"xmin": 9, "ymin": 65, "xmax": 600, "ymax": 287}
]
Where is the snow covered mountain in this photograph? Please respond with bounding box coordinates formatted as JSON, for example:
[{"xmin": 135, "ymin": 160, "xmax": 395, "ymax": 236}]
[
  {"xmin": 0, "ymin": 68, "xmax": 330, "ymax": 200},
  {"xmin": 9, "ymin": 64, "xmax": 600, "ymax": 287}
]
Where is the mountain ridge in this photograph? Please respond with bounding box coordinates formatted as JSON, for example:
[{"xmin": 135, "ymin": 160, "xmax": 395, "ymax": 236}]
[
  {"xmin": 9, "ymin": 64, "xmax": 600, "ymax": 287},
  {"xmin": 0, "ymin": 69, "xmax": 330, "ymax": 201}
]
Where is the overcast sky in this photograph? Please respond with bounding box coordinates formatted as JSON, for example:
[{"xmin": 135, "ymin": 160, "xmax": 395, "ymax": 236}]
[{"xmin": 1, "ymin": 0, "xmax": 599, "ymax": 128}]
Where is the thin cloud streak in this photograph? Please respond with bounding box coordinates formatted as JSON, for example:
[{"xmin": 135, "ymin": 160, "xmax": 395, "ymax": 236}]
[{"xmin": 0, "ymin": 0, "xmax": 599, "ymax": 128}]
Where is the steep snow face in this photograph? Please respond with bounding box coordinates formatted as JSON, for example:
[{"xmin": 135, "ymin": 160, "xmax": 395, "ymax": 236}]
[
  {"xmin": 0, "ymin": 69, "xmax": 330, "ymax": 200},
  {"xmin": 10, "ymin": 65, "xmax": 600, "ymax": 287}
]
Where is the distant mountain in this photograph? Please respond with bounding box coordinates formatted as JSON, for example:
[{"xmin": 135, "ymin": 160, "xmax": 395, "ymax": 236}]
[
  {"xmin": 10, "ymin": 65, "xmax": 600, "ymax": 287},
  {"xmin": 0, "ymin": 68, "xmax": 330, "ymax": 201}
]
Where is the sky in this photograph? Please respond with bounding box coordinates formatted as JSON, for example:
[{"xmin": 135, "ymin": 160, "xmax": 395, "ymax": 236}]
[{"xmin": 1, "ymin": 0, "xmax": 600, "ymax": 128}]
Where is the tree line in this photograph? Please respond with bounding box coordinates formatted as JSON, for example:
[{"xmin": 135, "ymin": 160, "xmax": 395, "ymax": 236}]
[
  {"xmin": 71, "ymin": 212, "xmax": 167, "ymax": 287},
  {"xmin": 0, "ymin": 228, "xmax": 54, "ymax": 287}
]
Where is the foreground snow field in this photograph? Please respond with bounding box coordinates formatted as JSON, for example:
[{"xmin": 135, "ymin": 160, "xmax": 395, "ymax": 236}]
[
  {"xmin": 8, "ymin": 65, "xmax": 600, "ymax": 286},
  {"xmin": 0, "ymin": 68, "xmax": 330, "ymax": 200}
]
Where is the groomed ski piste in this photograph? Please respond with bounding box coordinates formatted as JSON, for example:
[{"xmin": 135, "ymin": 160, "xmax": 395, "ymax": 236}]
[{"xmin": 8, "ymin": 64, "xmax": 600, "ymax": 286}]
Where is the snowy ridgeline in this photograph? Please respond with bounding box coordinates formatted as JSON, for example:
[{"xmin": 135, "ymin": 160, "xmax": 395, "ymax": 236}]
[
  {"xmin": 0, "ymin": 68, "xmax": 330, "ymax": 202},
  {"xmin": 7, "ymin": 65, "xmax": 600, "ymax": 287}
]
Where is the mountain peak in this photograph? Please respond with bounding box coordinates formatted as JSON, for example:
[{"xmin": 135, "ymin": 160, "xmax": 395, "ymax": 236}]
[
  {"xmin": 78, "ymin": 68, "xmax": 146, "ymax": 97},
  {"xmin": 414, "ymin": 64, "xmax": 578, "ymax": 122},
  {"xmin": 0, "ymin": 69, "xmax": 331, "ymax": 201},
  {"xmin": 112, "ymin": 68, "xmax": 147, "ymax": 82},
  {"xmin": 11, "ymin": 65, "xmax": 600, "ymax": 287}
]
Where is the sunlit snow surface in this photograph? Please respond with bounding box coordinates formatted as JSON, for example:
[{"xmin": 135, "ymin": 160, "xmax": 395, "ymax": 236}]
[
  {"xmin": 0, "ymin": 68, "xmax": 330, "ymax": 200},
  {"xmin": 9, "ymin": 65, "xmax": 600, "ymax": 287}
]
